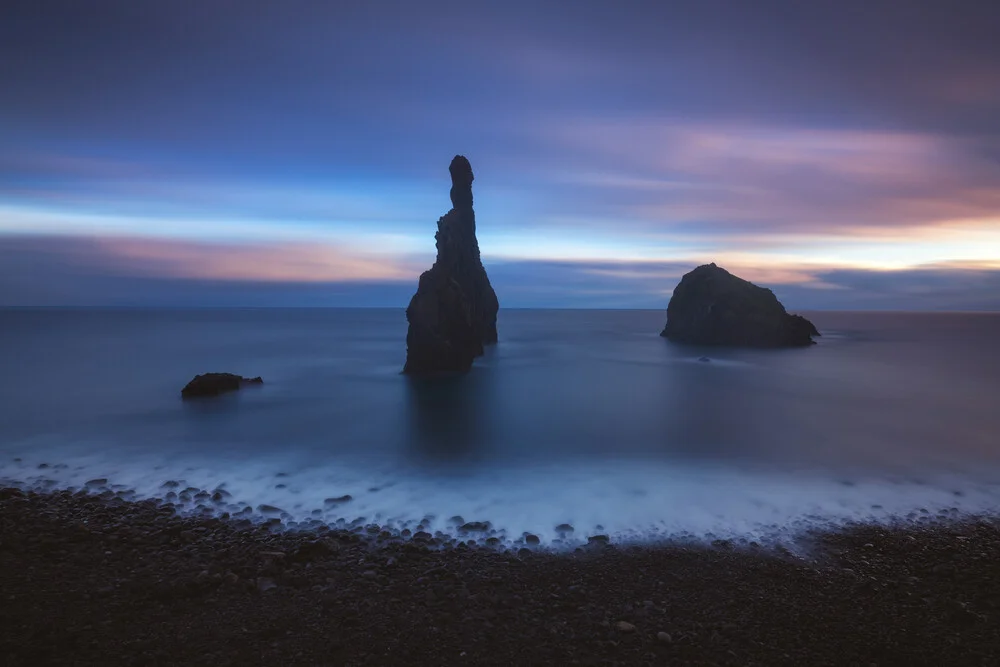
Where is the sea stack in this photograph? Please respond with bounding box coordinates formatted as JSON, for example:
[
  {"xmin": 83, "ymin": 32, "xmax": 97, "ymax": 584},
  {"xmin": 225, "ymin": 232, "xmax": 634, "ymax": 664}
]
[
  {"xmin": 661, "ymin": 263, "xmax": 819, "ymax": 347},
  {"xmin": 403, "ymin": 156, "xmax": 499, "ymax": 375}
]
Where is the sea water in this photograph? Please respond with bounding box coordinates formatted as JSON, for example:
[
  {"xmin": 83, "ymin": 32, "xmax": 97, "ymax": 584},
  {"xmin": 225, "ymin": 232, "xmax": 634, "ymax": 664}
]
[{"xmin": 1, "ymin": 308, "xmax": 999, "ymax": 544}]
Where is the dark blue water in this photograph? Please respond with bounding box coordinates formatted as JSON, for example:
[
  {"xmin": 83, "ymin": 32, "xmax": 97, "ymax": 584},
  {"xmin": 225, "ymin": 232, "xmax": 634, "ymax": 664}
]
[{"xmin": 2, "ymin": 308, "xmax": 999, "ymax": 543}]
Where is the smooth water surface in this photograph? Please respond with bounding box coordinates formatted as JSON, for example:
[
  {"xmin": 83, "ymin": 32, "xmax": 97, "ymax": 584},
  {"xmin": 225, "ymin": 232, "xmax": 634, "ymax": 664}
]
[{"xmin": 2, "ymin": 308, "xmax": 998, "ymax": 543}]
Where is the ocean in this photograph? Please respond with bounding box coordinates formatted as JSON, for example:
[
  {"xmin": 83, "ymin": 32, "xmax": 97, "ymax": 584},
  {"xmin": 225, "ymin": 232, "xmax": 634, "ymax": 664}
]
[{"xmin": 1, "ymin": 308, "xmax": 998, "ymax": 545}]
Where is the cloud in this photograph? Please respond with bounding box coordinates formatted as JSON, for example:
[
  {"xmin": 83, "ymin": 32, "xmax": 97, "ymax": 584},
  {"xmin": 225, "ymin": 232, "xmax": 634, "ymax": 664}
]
[
  {"xmin": 89, "ymin": 236, "xmax": 424, "ymax": 283},
  {"xmin": 528, "ymin": 119, "xmax": 1000, "ymax": 237},
  {"xmin": 1, "ymin": 234, "xmax": 998, "ymax": 310},
  {"xmin": 0, "ymin": 233, "xmax": 423, "ymax": 292},
  {"xmin": 479, "ymin": 258, "xmax": 1000, "ymax": 311}
]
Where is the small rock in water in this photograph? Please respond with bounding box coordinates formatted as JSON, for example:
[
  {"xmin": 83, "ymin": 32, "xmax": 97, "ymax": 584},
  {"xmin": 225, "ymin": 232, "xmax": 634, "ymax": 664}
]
[
  {"xmin": 698, "ymin": 356, "xmax": 711, "ymax": 362},
  {"xmin": 657, "ymin": 631, "xmax": 672, "ymax": 643},
  {"xmin": 555, "ymin": 523, "xmax": 574, "ymax": 534},
  {"xmin": 85, "ymin": 479, "xmax": 108, "ymax": 488},
  {"xmin": 181, "ymin": 373, "xmax": 263, "ymax": 399},
  {"xmin": 324, "ymin": 495, "xmax": 353, "ymax": 506},
  {"xmin": 257, "ymin": 505, "xmax": 285, "ymax": 515},
  {"xmin": 588, "ymin": 534, "xmax": 610, "ymax": 545},
  {"xmin": 616, "ymin": 621, "xmax": 636, "ymax": 633},
  {"xmin": 524, "ymin": 533, "xmax": 540, "ymax": 545},
  {"xmin": 257, "ymin": 578, "xmax": 278, "ymax": 593}
]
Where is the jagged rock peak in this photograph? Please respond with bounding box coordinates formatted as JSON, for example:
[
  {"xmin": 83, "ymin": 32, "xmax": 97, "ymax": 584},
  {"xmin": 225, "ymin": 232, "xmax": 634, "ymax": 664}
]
[
  {"xmin": 661, "ymin": 263, "xmax": 819, "ymax": 348},
  {"xmin": 449, "ymin": 155, "xmax": 474, "ymax": 210},
  {"xmin": 403, "ymin": 156, "xmax": 499, "ymax": 375}
]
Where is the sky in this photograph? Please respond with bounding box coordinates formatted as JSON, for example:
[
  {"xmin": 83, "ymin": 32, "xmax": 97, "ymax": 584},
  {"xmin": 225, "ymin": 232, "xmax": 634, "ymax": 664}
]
[{"xmin": 1, "ymin": 0, "xmax": 999, "ymax": 309}]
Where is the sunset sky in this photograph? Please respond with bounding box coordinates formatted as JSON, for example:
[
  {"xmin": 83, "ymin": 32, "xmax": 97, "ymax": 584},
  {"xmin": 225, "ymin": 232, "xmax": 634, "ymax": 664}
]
[{"xmin": 2, "ymin": 0, "xmax": 999, "ymax": 309}]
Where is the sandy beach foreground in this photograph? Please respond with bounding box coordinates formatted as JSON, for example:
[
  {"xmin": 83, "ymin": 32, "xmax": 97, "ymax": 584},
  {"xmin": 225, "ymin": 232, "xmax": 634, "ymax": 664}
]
[{"xmin": 2, "ymin": 488, "xmax": 999, "ymax": 666}]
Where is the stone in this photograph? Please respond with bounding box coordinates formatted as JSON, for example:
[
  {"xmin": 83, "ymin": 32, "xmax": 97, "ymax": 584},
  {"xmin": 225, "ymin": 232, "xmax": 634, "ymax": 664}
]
[
  {"xmin": 403, "ymin": 155, "xmax": 499, "ymax": 375},
  {"xmin": 459, "ymin": 521, "xmax": 491, "ymax": 533},
  {"xmin": 616, "ymin": 621, "xmax": 636, "ymax": 633},
  {"xmin": 181, "ymin": 373, "xmax": 263, "ymax": 398},
  {"xmin": 323, "ymin": 495, "xmax": 353, "ymax": 506},
  {"xmin": 657, "ymin": 631, "xmax": 673, "ymax": 643},
  {"xmin": 661, "ymin": 263, "xmax": 819, "ymax": 347}
]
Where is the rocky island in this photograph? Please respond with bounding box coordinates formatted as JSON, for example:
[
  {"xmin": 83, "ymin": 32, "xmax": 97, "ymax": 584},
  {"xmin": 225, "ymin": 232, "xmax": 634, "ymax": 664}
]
[
  {"xmin": 181, "ymin": 373, "xmax": 263, "ymax": 398},
  {"xmin": 403, "ymin": 156, "xmax": 499, "ymax": 375},
  {"xmin": 661, "ymin": 263, "xmax": 819, "ymax": 347}
]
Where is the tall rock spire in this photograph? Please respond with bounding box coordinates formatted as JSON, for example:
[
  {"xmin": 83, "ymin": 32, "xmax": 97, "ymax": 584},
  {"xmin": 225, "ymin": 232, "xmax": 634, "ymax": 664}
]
[{"xmin": 403, "ymin": 156, "xmax": 499, "ymax": 375}]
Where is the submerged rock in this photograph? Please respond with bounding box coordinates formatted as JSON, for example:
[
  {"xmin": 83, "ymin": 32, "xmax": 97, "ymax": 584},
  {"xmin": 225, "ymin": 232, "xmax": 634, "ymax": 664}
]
[
  {"xmin": 180, "ymin": 373, "xmax": 263, "ymax": 398},
  {"xmin": 403, "ymin": 155, "xmax": 499, "ymax": 375},
  {"xmin": 661, "ymin": 264, "xmax": 819, "ymax": 347}
]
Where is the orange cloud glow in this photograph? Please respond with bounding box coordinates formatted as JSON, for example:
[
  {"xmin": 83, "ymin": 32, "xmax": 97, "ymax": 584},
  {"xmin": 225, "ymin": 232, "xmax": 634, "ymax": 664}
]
[{"xmin": 86, "ymin": 236, "xmax": 424, "ymax": 283}]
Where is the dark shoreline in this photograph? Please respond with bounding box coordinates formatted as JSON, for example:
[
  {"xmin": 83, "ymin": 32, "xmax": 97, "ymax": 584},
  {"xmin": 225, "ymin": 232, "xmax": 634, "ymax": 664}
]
[{"xmin": 3, "ymin": 488, "xmax": 1000, "ymax": 665}]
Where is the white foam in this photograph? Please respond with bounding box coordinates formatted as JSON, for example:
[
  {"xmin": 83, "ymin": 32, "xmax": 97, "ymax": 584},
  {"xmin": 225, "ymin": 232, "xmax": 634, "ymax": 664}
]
[{"xmin": 3, "ymin": 441, "xmax": 999, "ymax": 547}]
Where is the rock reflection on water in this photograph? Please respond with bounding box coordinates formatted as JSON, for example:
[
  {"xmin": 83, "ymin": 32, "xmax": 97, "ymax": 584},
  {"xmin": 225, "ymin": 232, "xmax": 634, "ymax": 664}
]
[{"xmin": 403, "ymin": 372, "xmax": 497, "ymax": 465}]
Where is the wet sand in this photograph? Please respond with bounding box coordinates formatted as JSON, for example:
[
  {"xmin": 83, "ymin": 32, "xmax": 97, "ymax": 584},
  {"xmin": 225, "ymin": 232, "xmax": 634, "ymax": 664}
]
[{"xmin": 2, "ymin": 487, "xmax": 1000, "ymax": 666}]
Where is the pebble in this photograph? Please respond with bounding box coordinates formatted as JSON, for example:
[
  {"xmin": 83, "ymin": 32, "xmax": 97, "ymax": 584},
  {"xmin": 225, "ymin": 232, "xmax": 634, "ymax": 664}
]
[
  {"xmin": 616, "ymin": 621, "xmax": 636, "ymax": 633},
  {"xmin": 657, "ymin": 631, "xmax": 673, "ymax": 643},
  {"xmin": 459, "ymin": 521, "xmax": 491, "ymax": 533}
]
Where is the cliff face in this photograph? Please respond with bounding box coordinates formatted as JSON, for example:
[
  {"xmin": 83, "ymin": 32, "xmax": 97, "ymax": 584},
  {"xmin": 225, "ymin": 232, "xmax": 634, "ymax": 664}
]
[
  {"xmin": 661, "ymin": 263, "xmax": 819, "ymax": 347},
  {"xmin": 403, "ymin": 156, "xmax": 499, "ymax": 375}
]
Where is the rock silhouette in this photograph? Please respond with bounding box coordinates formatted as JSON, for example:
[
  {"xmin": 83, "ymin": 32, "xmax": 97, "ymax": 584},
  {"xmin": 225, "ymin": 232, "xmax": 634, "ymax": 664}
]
[
  {"xmin": 661, "ymin": 263, "xmax": 819, "ymax": 347},
  {"xmin": 403, "ymin": 156, "xmax": 499, "ymax": 375},
  {"xmin": 181, "ymin": 373, "xmax": 263, "ymax": 398}
]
